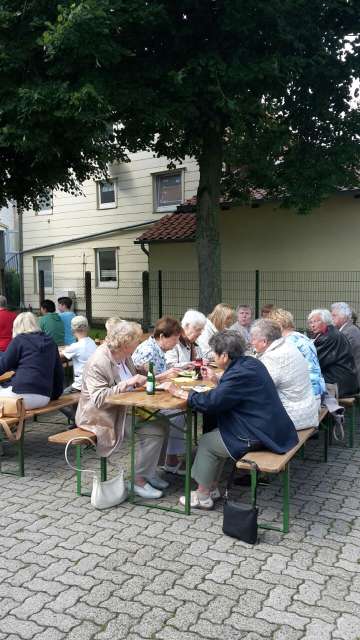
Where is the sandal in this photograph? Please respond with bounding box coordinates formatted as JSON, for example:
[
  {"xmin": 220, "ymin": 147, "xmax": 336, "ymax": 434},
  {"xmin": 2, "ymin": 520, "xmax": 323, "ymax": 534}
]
[{"xmin": 179, "ymin": 491, "xmax": 214, "ymax": 510}]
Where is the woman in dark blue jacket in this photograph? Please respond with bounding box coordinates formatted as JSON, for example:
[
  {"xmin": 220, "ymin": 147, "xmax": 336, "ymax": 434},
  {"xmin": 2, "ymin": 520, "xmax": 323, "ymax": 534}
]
[
  {"xmin": 164, "ymin": 330, "xmax": 298, "ymax": 510},
  {"xmin": 0, "ymin": 312, "xmax": 64, "ymax": 409}
]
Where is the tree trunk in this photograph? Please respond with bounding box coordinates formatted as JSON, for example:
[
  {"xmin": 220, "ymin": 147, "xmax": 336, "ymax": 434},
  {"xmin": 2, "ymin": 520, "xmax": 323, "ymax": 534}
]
[{"xmin": 196, "ymin": 126, "xmax": 223, "ymax": 314}]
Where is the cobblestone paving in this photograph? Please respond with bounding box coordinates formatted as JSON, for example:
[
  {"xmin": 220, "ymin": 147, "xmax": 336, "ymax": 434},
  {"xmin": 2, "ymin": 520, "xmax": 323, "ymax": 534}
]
[{"xmin": 1, "ymin": 414, "xmax": 360, "ymax": 639}]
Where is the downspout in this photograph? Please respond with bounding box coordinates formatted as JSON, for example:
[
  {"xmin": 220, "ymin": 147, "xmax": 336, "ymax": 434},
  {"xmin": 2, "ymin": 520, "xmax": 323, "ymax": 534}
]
[{"xmin": 140, "ymin": 242, "xmax": 149, "ymax": 257}]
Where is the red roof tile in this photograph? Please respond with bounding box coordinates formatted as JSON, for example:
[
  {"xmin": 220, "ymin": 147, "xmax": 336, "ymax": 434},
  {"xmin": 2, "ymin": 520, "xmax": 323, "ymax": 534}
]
[{"xmin": 135, "ymin": 213, "xmax": 196, "ymax": 243}]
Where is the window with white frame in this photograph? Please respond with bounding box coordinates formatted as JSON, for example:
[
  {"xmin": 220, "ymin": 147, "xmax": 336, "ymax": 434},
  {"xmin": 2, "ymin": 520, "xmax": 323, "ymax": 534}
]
[
  {"xmin": 35, "ymin": 256, "xmax": 53, "ymax": 293},
  {"xmin": 96, "ymin": 248, "xmax": 118, "ymax": 288},
  {"xmin": 36, "ymin": 190, "xmax": 53, "ymax": 215},
  {"xmin": 97, "ymin": 180, "xmax": 117, "ymax": 209},
  {"xmin": 153, "ymin": 171, "xmax": 183, "ymax": 212}
]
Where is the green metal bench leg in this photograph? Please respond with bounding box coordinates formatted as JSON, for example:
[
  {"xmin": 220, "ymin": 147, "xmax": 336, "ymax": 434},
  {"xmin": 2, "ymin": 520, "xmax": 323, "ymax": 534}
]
[
  {"xmin": 282, "ymin": 464, "xmax": 290, "ymax": 534},
  {"xmin": 76, "ymin": 444, "xmax": 82, "ymax": 496},
  {"xmin": 250, "ymin": 467, "xmax": 257, "ymax": 505},
  {"xmin": 348, "ymin": 406, "xmax": 355, "ymax": 448},
  {"xmin": 17, "ymin": 424, "xmax": 25, "ymax": 477},
  {"xmin": 184, "ymin": 406, "xmax": 193, "ymax": 516},
  {"xmin": 100, "ymin": 457, "xmax": 107, "ymax": 481}
]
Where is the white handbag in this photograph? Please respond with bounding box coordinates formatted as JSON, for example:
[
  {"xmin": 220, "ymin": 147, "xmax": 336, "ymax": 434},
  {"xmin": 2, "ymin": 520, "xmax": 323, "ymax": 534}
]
[{"xmin": 65, "ymin": 436, "xmax": 127, "ymax": 509}]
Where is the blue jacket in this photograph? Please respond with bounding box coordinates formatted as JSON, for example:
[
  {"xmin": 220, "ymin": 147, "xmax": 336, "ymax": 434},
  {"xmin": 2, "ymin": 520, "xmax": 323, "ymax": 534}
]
[
  {"xmin": 188, "ymin": 356, "xmax": 298, "ymax": 459},
  {"xmin": 0, "ymin": 332, "xmax": 64, "ymax": 399}
]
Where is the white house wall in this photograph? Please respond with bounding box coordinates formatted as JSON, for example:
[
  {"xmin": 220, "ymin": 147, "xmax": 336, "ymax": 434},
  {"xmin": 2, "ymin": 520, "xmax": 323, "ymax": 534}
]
[{"xmin": 22, "ymin": 151, "xmax": 200, "ymax": 319}]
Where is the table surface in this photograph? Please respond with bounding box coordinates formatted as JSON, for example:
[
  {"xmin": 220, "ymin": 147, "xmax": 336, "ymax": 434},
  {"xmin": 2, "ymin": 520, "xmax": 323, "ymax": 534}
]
[{"xmin": 107, "ymin": 389, "xmax": 187, "ymax": 410}]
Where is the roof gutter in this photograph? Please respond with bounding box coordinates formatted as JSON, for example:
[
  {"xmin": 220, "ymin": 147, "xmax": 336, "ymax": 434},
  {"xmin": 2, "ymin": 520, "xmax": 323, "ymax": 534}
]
[{"xmin": 21, "ymin": 220, "xmax": 156, "ymax": 255}]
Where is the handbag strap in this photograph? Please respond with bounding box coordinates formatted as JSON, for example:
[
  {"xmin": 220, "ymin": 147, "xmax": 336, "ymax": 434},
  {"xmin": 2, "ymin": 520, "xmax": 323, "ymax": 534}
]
[
  {"xmin": 64, "ymin": 436, "xmax": 98, "ymax": 476},
  {"xmin": 0, "ymin": 400, "xmax": 26, "ymax": 442},
  {"xmin": 226, "ymin": 458, "xmax": 260, "ymax": 506}
]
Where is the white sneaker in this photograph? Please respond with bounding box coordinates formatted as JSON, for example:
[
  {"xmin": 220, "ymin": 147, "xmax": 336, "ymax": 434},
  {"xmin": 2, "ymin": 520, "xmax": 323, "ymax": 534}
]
[
  {"xmin": 146, "ymin": 475, "xmax": 170, "ymax": 490},
  {"xmin": 132, "ymin": 482, "xmax": 163, "ymax": 499},
  {"xmin": 179, "ymin": 491, "xmax": 214, "ymax": 510}
]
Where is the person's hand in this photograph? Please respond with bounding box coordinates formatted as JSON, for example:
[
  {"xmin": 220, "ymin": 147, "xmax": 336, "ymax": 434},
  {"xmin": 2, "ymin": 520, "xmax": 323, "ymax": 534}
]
[
  {"xmin": 200, "ymin": 366, "xmax": 218, "ymax": 384},
  {"xmin": 128, "ymin": 374, "xmax": 147, "ymax": 388},
  {"xmin": 162, "ymin": 367, "xmax": 182, "ymax": 379},
  {"xmin": 162, "ymin": 381, "xmax": 188, "ymax": 400}
]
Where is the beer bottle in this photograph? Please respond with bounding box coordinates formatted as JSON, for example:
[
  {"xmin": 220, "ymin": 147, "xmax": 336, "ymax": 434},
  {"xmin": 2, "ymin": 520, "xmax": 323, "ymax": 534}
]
[{"xmin": 146, "ymin": 361, "xmax": 155, "ymax": 395}]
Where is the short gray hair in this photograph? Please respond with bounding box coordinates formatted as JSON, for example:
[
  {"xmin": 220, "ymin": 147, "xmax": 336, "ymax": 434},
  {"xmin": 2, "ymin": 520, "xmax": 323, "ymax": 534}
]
[
  {"xmin": 209, "ymin": 330, "xmax": 246, "ymax": 359},
  {"xmin": 250, "ymin": 319, "xmax": 282, "ymax": 344},
  {"xmin": 71, "ymin": 315, "xmax": 88, "ymax": 332},
  {"xmin": 308, "ymin": 309, "xmax": 332, "ymax": 325},
  {"xmin": 0, "ymin": 295, "xmax": 7, "ymax": 308},
  {"xmin": 236, "ymin": 304, "xmax": 252, "ymax": 313},
  {"xmin": 106, "ymin": 320, "xmax": 142, "ymax": 352},
  {"xmin": 331, "ymin": 302, "xmax": 352, "ymax": 320},
  {"xmin": 181, "ymin": 309, "xmax": 206, "ymax": 330}
]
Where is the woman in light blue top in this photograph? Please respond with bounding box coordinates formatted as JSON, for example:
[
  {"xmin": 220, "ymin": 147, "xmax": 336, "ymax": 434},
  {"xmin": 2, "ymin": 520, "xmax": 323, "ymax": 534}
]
[{"xmin": 269, "ymin": 308, "xmax": 325, "ymax": 398}]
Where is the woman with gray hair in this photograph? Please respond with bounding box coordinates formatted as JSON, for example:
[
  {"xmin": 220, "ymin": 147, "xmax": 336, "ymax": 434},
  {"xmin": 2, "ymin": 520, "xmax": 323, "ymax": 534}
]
[
  {"xmin": 76, "ymin": 319, "xmax": 169, "ymax": 500},
  {"xmin": 251, "ymin": 319, "xmax": 319, "ymax": 430},
  {"xmin": 163, "ymin": 330, "xmax": 298, "ymax": 509},
  {"xmin": 164, "ymin": 309, "xmax": 207, "ymax": 475},
  {"xmin": 308, "ymin": 308, "xmax": 358, "ymax": 396}
]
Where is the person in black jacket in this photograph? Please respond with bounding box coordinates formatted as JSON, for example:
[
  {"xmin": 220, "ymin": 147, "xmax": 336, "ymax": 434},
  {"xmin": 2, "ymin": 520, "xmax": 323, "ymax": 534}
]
[
  {"xmin": 0, "ymin": 312, "xmax": 64, "ymax": 409},
  {"xmin": 308, "ymin": 308, "xmax": 358, "ymax": 398},
  {"xmin": 164, "ymin": 330, "xmax": 298, "ymax": 510}
]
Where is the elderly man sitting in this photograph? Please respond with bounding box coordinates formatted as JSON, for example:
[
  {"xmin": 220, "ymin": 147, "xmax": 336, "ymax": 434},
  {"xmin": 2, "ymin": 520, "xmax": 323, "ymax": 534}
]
[
  {"xmin": 229, "ymin": 304, "xmax": 252, "ymax": 347},
  {"xmin": 164, "ymin": 330, "xmax": 298, "ymax": 510},
  {"xmin": 331, "ymin": 302, "xmax": 360, "ymax": 389},
  {"xmin": 308, "ymin": 309, "xmax": 358, "ymax": 398},
  {"xmin": 250, "ymin": 319, "xmax": 319, "ymax": 430}
]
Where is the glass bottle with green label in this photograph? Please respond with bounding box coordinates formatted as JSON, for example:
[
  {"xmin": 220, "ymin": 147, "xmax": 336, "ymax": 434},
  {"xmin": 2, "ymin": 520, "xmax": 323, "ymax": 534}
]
[{"xmin": 146, "ymin": 361, "xmax": 155, "ymax": 395}]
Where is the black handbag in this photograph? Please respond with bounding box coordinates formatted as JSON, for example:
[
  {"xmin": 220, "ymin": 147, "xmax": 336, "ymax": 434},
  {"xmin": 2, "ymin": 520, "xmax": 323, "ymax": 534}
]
[{"xmin": 222, "ymin": 459, "xmax": 259, "ymax": 544}]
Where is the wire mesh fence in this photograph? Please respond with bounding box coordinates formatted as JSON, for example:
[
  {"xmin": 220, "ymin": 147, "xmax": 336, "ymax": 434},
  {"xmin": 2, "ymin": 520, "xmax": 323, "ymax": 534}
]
[{"xmin": 148, "ymin": 269, "xmax": 360, "ymax": 328}]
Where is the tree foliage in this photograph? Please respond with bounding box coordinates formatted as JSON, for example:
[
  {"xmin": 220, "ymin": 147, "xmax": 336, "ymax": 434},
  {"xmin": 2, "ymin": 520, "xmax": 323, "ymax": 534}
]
[{"xmin": 1, "ymin": 1, "xmax": 359, "ymax": 308}]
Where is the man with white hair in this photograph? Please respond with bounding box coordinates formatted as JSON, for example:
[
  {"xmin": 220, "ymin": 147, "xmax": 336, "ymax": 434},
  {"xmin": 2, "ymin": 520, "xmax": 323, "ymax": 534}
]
[
  {"xmin": 331, "ymin": 302, "xmax": 360, "ymax": 388},
  {"xmin": 250, "ymin": 319, "xmax": 319, "ymax": 430},
  {"xmin": 308, "ymin": 308, "xmax": 358, "ymax": 397}
]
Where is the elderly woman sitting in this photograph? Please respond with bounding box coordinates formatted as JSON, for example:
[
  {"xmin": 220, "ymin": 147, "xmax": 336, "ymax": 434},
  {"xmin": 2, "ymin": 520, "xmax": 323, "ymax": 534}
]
[
  {"xmin": 76, "ymin": 319, "xmax": 168, "ymax": 500},
  {"xmin": 0, "ymin": 311, "xmax": 64, "ymax": 409},
  {"xmin": 308, "ymin": 308, "xmax": 358, "ymax": 397},
  {"xmin": 250, "ymin": 319, "xmax": 319, "ymax": 429},
  {"xmin": 164, "ymin": 331, "xmax": 298, "ymax": 510},
  {"xmin": 268, "ymin": 308, "xmax": 325, "ymax": 402},
  {"xmin": 164, "ymin": 309, "xmax": 207, "ymax": 474},
  {"xmin": 197, "ymin": 303, "xmax": 236, "ymax": 360}
]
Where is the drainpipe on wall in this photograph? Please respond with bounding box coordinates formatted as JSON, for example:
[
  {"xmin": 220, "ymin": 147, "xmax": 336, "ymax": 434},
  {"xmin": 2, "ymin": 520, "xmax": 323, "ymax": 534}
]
[{"xmin": 17, "ymin": 203, "xmax": 25, "ymax": 309}]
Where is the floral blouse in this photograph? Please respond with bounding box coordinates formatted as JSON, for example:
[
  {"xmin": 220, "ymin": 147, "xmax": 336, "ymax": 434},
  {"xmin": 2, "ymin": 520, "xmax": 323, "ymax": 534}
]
[{"xmin": 132, "ymin": 336, "xmax": 166, "ymax": 374}]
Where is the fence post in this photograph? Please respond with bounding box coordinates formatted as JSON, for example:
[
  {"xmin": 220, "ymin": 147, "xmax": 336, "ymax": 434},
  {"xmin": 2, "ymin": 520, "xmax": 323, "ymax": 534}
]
[
  {"xmin": 158, "ymin": 270, "xmax": 163, "ymax": 318},
  {"xmin": 142, "ymin": 271, "xmax": 151, "ymax": 331},
  {"xmin": 0, "ymin": 268, "xmax": 4, "ymax": 295},
  {"xmin": 255, "ymin": 269, "xmax": 260, "ymax": 318},
  {"xmin": 39, "ymin": 270, "xmax": 45, "ymax": 309},
  {"xmin": 85, "ymin": 271, "xmax": 92, "ymax": 325}
]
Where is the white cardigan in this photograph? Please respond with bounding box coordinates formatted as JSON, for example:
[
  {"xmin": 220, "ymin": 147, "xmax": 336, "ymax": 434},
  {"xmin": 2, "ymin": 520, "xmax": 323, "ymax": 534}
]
[
  {"xmin": 197, "ymin": 319, "xmax": 218, "ymax": 360},
  {"xmin": 258, "ymin": 338, "xmax": 319, "ymax": 430}
]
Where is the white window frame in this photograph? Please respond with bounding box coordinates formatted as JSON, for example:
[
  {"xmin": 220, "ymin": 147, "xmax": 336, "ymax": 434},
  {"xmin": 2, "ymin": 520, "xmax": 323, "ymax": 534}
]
[
  {"xmin": 152, "ymin": 169, "xmax": 185, "ymax": 213},
  {"xmin": 95, "ymin": 248, "xmax": 119, "ymax": 288},
  {"xmin": 34, "ymin": 256, "xmax": 54, "ymax": 294},
  {"xmin": 36, "ymin": 190, "xmax": 53, "ymax": 216},
  {"xmin": 97, "ymin": 179, "xmax": 117, "ymax": 210}
]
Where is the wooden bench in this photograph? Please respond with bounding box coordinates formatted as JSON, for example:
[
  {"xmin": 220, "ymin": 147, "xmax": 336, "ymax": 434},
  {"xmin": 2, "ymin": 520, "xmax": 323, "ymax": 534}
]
[
  {"xmin": 0, "ymin": 393, "xmax": 80, "ymax": 477},
  {"xmin": 48, "ymin": 427, "xmax": 107, "ymax": 496},
  {"xmin": 236, "ymin": 407, "xmax": 329, "ymax": 534}
]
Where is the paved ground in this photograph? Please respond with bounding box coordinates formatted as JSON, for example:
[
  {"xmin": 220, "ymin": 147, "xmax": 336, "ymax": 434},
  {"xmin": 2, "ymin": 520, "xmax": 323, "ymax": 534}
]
[{"xmin": 1, "ymin": 415, "xmax": 360, "ymax": 640}]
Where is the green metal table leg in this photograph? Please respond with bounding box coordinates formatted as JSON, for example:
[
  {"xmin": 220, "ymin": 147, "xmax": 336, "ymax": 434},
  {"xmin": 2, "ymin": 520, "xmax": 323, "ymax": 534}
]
[
  {"xmin": 193, "ymin": 411, "xmax": 198, "ymax": 447},
  {"xmin": 282, "ymin": 464, "xmax": 290, "ymax": 534},
  {"xmin": 184, "ymin": 407, "xmax": 193, "ymax": 516},
  {"xmin": 129, "ymin": 407, "xmax": 135, "ymax": 503},
  {"xmin": 76, "ymin": 444, "xmax": 82, "ymax": 496},
  {"xmin": 250, "ymin": 467, "xmax": 257, "ymax": 506},
  {"xmin": 100, "ymin": 457, "xmax": 107, "ymax": 481}
]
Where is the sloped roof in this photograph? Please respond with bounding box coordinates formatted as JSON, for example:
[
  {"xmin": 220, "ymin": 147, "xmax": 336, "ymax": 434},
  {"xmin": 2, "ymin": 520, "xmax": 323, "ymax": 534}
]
[{"xmin": 135, "ymin": 213, "xmax": 196, "ymax": 243}]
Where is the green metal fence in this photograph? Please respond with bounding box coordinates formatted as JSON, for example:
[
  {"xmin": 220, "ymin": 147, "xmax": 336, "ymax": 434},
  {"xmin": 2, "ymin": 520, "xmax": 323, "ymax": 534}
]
[{"xmin": 147, "ymin": 270, "xmax": 360, "ymax": 328}]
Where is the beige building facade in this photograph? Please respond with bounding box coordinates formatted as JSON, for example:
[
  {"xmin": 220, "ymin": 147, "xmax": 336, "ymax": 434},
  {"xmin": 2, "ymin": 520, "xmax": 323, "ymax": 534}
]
[{"xmin": 22, "ymin": 151, "xmax": 200, "ymax": 320}]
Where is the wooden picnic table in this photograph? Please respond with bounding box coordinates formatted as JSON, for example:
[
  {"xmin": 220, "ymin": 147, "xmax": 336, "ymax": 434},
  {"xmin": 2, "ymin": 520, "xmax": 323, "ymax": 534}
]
[{"xmin": 108, "ymin": 389, "xmax": 193, "ymax": 514}]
